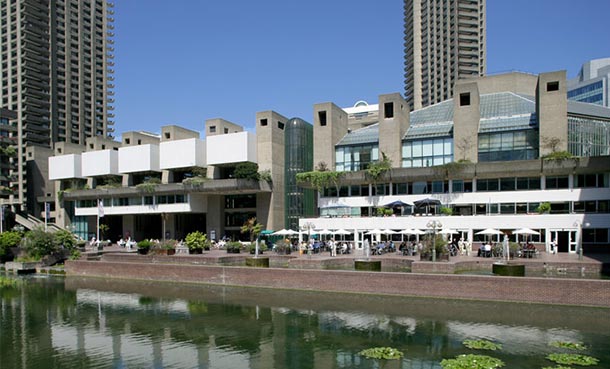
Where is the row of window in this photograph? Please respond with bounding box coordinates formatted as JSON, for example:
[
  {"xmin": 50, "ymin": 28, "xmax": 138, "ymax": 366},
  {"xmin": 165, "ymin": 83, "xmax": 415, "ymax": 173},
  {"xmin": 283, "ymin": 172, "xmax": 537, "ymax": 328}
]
[
  {"xmin": 321, "ymin": 173, "xmax": 609, "ymax": 197},
  {"xmin": 76, "ymin": 194, "xmax": 187, "ymax": 208}
]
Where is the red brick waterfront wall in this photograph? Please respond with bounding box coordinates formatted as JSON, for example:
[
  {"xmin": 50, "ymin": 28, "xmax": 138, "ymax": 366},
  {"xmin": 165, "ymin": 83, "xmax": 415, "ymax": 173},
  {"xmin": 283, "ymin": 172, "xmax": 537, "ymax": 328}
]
[{"xmin": 65, "ymin": 260, "xmax": 610, "ymax": 307}]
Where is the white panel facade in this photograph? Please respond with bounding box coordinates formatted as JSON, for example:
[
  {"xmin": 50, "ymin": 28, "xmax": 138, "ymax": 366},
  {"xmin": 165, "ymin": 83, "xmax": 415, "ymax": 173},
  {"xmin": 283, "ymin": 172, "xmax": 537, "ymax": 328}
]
[
  {"xmin": 118, "ymin": 144, "xmax": 160, "ymax": 173},
  {"xmin": 49, "ymin": 154, "xmax": 83, "ymax": 180},
  {"xmin": 159, "ymin": 138, "xmax": 206, "ymax": 169},
  {"xmin": 206, "ymin": 132, "xmax": 257, "ymax": 165},
  {"xmin": 81, "ymin": 150, "xmax": 119, "ymax": 177}
]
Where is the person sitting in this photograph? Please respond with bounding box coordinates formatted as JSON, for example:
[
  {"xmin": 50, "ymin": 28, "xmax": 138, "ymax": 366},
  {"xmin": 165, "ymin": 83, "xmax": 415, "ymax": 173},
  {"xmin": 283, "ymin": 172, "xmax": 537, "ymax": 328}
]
[{"xmin": 118, "ymin": 238, "xmax": 126, "ymax": 248}]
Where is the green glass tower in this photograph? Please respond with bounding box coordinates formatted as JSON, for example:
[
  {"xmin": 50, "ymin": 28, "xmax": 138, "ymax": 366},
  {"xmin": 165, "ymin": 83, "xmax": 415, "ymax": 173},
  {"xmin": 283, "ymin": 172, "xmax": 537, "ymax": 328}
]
[{"xmin": 284, "ymin": 118, "xmax": 314, "ymax": 231}]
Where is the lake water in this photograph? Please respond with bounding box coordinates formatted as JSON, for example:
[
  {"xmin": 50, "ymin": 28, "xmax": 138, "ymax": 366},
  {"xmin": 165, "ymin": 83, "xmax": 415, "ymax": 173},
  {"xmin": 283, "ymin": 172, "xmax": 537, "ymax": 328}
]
[{"xmin": 1, "ymin": 274, "xmax": 609, "ymax": 369}]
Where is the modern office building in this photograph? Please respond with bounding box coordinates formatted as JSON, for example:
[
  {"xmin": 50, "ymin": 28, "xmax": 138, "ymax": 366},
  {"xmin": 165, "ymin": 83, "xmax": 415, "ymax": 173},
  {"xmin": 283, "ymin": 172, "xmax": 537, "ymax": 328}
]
[
  {"xmin": 0, "ymin": 0, "xmax": 115, "ymax": 215},
  {"xmin": 568, "ymin": 57, "xmax": 610, "ymax": 107},
  {"xmin": 404, "ymin": 0, "xmax": 486, "ymax": 111},
  {"xmin": 47, "ymin": 115, "xmax": 315, "ymax": 242},
  {"xmin": 302, "ymin": 71, "xmax": 610, "ymax": 254}
]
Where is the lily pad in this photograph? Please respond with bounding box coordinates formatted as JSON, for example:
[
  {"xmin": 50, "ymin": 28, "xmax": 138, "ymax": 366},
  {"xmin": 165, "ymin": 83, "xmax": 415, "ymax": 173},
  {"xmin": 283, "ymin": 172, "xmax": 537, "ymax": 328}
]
[
  {"xmin": 547, "ymin": 353, "xmax": 599, "ymax": 366},
  {"xmin": 463, "ymin": 339, "xmax": 502, "ymax": 351},
  {"xmin": 549, "ymin": 341, "xmax": 587, "ymax": 351},
  {"xmin": 358, "ymin": 347, "xmax": 404, "ymax": 360},
  {"xmin": 440, "ymin": 354, "xmax": 505, "ymax": 369}
]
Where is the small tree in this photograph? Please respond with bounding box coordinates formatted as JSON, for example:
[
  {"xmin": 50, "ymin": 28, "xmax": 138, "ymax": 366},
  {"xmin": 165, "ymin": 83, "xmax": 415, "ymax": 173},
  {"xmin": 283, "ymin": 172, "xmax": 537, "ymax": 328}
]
[
  {"xmin": 53, "ymin": 229, "xmax": 76, "ymax": 251},
  {"xmin": 241, "ymin": 217, "xmax": 263, "ymax": 243},
  {"xmin": 366, "ymin": 151, "xmax": 392, "ymax": 183},
  {"xmin": 234, "ymin": 162, "xmax": 260, "ymax": 180},
  {"xmin": 23, "ymin": 227, "xmax": 57, "ymax": 260},
  {"xmin": 99, "ymin": 224, "xmax": 109, "ymax": 240},
  {"xmin": 185, "ymin": 231, "xmax": 208, "ymax": 251},
  {"xmin": 0, "ymin": 231, "xmax": 22, "ymax": 259}
]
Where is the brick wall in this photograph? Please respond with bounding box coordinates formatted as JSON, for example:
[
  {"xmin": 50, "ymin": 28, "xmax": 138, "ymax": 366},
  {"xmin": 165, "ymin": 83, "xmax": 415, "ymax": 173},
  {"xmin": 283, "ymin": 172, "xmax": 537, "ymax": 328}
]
[{"xmin": 66, "ymin": 260, "xmax": 610, "ymax": 307}]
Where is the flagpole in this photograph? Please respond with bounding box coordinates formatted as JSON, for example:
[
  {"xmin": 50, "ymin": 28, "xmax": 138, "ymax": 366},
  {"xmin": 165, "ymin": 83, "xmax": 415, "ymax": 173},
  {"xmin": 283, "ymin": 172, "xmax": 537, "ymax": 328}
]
[
  {"xmin": 44, "ymin": 202, "xmax": 48, "ymax": 231},
  {"xmin": 97, "ymin": 199, "xmax": 100, "ymax": 245}
]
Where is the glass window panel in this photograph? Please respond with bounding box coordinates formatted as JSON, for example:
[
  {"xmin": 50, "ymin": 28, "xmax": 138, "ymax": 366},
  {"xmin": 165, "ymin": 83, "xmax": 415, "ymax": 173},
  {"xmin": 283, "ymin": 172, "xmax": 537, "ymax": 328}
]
[
  {"xmin": 573, "ymin": 201, "xmax": 585, "ymax": 213},
  {"xmin": 478, "ymin": 134, "xmax": 489, "ymax": 151},
  {"xmin": 557, "ymin": 176, "xmax": 569, "ymax": 189},
  {"xmin": 433, "ymin": 156, "xmax": 444, "ymax": 166},
  {"xmin": 463, "ymin": 181, "xmax": 472, "ymax": 192},
  {"xmin": 516, "ymin": 203, "xmax": 527, "ymax": 214},
  {"xmin": 489, "ymin": 204, "xmax": 498, "ymax": 214},
  {"xmin": 477, "ymin": 179, "xmax": 488, "ymax": 192},
  {"xmin": 433, "ymin": 139, "xmax": 444, "ymax": 155},
  {"xmin": 489, "ymin": 134, "xmax": 502, "ymax": 150},
  {"xmin": 501, "ymin": 178, "xmax": 515, "ymax": 191},
  {"xmin": 500, "ymin": 203, "xmax": 515, "ymax": 214},
  {"xmin": 422, "ymin": 140, "xmax": 433, "ymax": 156},
  {"xmin": 452, "ymin": 180, "xmax": 463, "ymax": 193},
  {"xmin": 402, "ymin": 143, "xmax": 411, "ymax": 158},
  {"xmin": 513, "ymin": 131, "xmax": 526, "ymax": 148},
  {"xmin": 412, "ymin": 141, "xmax": 422, "ymax": 157},
  {"xmin": 144, "ymin": 196, "xmax": 153, "ymax": 205},
  {"xmin": 432, "ymin": 181, "xmax": 444, "ymax": 193},
  {"xmin": 444, "ymin": 139, "xmax": 452, "ymax": 154},
  {"xmin": 488, "ymin": 179, "xmax": 499, "ymax": 191},
  {"xmin": 585, "ymin": 201, "xmax": 597, "ymax": 212},
  {"xmin": 529, "ymin": 177, "xmax": 540, "ymax": 190},
  {"xmin": 501, "ymin": 132, "xmax": 513, "ymax": 149},
  {"xmin": 335, "ymin": 147, "xmax": 344, "ymax": 162},
  {"xmin": 350, "ymin": 185, "xmax": 360, "ymax": 197},
  {"xmin": 412, "ymin": 158, "xmax": 422, "ymax": 167},
  {"xmin": 598, "ymin": 200, "xmax": 610, "ymax": 213},
  {"xmin": 371, "ymin": 147, "xmax": 378, "ymax": 161},
  {"xmin": 516, "ymin": 177, "xmax": 529, "ymax": 190},
  {"xmin": 413, "ymin": 181, "xmax": 427, "ymax": 194},
  {"xmin": 176, "ymin": 194, "xmax": 185, "ymax": 203}
]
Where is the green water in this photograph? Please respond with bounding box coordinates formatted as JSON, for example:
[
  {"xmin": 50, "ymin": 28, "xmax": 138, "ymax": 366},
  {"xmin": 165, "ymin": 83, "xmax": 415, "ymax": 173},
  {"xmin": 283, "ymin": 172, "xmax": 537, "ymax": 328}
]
[{"xmin": 1, "ymin": 275, "xmax": 609, "ymax": 369}]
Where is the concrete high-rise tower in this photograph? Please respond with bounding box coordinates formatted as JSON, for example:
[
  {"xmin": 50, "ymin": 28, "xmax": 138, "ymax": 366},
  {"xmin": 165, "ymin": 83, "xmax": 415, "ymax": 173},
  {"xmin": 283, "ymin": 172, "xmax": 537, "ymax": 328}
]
[
  {"xmin": 1, "ymin": 0, "xmax": 115, "ymax": 212},
  {"xmin": 404, "ymin": 0, "xmax": 486, "ymax": 111}
]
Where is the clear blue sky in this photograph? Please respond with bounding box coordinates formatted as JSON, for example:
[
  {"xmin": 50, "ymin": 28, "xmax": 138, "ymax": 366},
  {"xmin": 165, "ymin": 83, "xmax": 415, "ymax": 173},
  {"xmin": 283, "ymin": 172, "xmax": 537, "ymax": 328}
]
[{"xmin": 113, "ymin": 0, "xmax": 610, "ymax": 136}]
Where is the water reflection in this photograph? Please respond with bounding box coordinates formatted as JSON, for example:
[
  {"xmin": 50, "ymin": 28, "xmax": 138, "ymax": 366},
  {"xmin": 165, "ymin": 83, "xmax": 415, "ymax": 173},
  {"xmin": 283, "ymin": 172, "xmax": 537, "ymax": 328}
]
[{"xmin": 1, "ymin": 275, "xmax": 609, "ymax": 369}]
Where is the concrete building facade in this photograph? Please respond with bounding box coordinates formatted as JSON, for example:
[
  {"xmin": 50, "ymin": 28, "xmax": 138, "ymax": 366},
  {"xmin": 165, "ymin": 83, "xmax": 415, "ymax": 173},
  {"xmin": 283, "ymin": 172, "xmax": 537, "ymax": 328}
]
[
  {"xmin": 0, "ymin": 0, "xmax": 115, "ymax": 215},
  {"xmin": 568, "ymin": 57, "xmax": 610, "ymax": 108},
  {"xmin": 305, "ymin": 71, "xmax": 610, "ymax": 254},
  {"xmin": 404, "ymin": 0, "xmax": 486, "ymax": 111}
]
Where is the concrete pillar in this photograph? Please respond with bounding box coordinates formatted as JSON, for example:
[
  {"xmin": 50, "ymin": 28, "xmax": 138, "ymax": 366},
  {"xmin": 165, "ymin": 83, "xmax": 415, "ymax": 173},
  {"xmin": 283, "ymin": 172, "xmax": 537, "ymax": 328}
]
[
  {"xmin": 256, "ymin": 110, "xmax": 288, "ymax": 231},
  {"xmin": 206, "ymin": 195, "xmax": 223, "ymax": 242},
  {"xmin": 313, "ymin": 102, "xmax": 348, "ymax": 170},
  {"xmin": 453, "ymin": 81, "xmax": 481, "ymax": 163},
  {"xmin": 537, "ymin": 70, "xmax": 567, "ymax": 156},
  {"xmin": 378, "ymin": 93, "xmax": 409, "ymax": 166}
]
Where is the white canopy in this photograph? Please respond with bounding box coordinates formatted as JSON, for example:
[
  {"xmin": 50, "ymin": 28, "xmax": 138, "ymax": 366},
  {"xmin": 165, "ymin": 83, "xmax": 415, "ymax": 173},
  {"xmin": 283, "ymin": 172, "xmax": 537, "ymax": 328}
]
[
  {"xmin": 476, "ymin": 228, "xmax": 504, "ymax": 235},
  {"xmin": 513, "ymin": 228, "xmax": 540, "ymax": 235},
  {"xmin": 439, "ymin": 229, "xmax": 458, "ymax": 235},
  {"xmin": 332, "ymin": 229, "xmax": 352, "ymax": 235}
]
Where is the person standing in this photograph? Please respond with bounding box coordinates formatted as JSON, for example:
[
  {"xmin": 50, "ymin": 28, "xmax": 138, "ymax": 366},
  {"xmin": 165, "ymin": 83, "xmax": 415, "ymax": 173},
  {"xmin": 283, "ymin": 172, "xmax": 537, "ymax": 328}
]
[{"xmin": 330, "ymin": 238, "xmax": 337, "ymax": 257}]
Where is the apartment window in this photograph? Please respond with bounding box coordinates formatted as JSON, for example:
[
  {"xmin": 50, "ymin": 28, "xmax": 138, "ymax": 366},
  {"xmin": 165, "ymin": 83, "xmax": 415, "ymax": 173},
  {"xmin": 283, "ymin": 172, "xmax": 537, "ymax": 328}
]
[
  {"xmin": 546, "ymin": 176, "xmax": 569, "ymax": 189},
  {"xmin": 260, "ymin": 118, "xmax": 268, "ymax": 126},
  {"xmin": 278, "ymin": 121, "xmax": 284, "ymax": 130},
  {"xmin": 459, "ymin": 92, "xmax": 470, "ymax": 106},
  {"xmin": 209, "ymin": 126, "xmax": 216, "ymax": 133},
  {"xmin": 164, "ymin": 132, "xmax": 170, "ymax": 139},
  {"xmin": 318, "ymin": 111, "xmax": 327, "ymax": 126},
  {"xmin": 384, "ymin": 102, "xmax": 394, "ymax": 118},
  {"xmin": 137, "ymin": 140, "xmax": 142, "ymax": 145},
  {"xmin": 102, "ymin": 145, "xmax": 105, "ymax": 149},
  {"xmin": 546, "ymin": 81, "xmax": 559, "ymax": 92},
  {"xmin": 125, "ymin": 138, "xmax": 130, "ymax": 144},
  {"xmin": 224, "ymin": 127, "xmax": 229, "ymax": 134}
]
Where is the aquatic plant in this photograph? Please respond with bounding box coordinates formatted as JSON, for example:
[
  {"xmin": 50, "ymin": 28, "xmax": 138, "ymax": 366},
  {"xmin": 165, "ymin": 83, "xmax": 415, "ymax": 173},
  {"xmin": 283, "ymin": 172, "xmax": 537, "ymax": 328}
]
[
  {"xmin": 546, "ymin": 353, "xmax": 599, "ymax": 366},
  {"xmin": 0, "ymin": 276, "xmax": 18, "ymax": 288},
  {"xmin": 358, "ymin": 347, "xmax": 404, "ymax": 360},
  {"xmin": 440, "ymin": 354, "xmax": 505, "ymax": 369},
  {"xmin": 549, "ymin": 341, "xmax": 587, "ymax": 350},
  {"xmin": 463, "ymin": 339, "xmax": 503, "ymax": 351}
]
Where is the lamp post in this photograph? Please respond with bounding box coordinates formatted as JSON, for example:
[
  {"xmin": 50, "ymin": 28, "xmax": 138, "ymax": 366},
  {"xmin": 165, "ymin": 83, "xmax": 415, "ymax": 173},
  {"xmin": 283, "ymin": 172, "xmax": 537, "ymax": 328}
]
[
  {"xmin": 573, "ymin": 220, "xmax": 590, "ymax": 260},
  {"xmin": 302, "ymin": 222, "xmax": 315, "ymax": 258},
  {"xmin": 426, "ymin": 220, "xmax": 442, "ymax": 262}
]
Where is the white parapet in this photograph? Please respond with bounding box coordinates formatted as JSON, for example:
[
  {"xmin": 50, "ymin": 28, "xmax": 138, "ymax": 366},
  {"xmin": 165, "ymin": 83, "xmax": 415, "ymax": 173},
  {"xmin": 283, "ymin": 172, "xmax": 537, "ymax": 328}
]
[
  {"xmin": 160, "ymin": 138, "xmax": 206, "ymax": 169},
  {"xmin": 118, "ymin": 144, "xmax": 160, "ymax": 173},
  {"xmin": 81, "ymin": 150, "xmax": 119, "ymax": 177},
  {"xmin": 206, "ymin": 131, "xmax": 257, "ymax": 165},
  {"xmin": 49, "ymin": 154, "xmax": 83, "ymax": 180}
]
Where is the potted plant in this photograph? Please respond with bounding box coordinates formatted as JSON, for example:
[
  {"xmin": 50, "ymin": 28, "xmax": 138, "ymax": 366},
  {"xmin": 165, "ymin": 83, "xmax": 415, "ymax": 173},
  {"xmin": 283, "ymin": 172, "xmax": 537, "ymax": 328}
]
[
  {"xmin": 185, "ymin": 231, "xmax": 208, "ymax": 254},
  {"xmin": 153, "ymin": 240, "xmax": 176, "ymax": 256},
  {"xmin": 226, "ymin": 241, "xmax": 242, "ymax": 254},
  {"xmin": 248, "ymin": 242, "xmax": 268, "ymax": 254},
  {"xmin": 274, "ymin": 239, "xmax": 292, "ymax": 255},
  {"xmin": 136, "ymin": 240, "xmax": 152, "ymax": 255}
]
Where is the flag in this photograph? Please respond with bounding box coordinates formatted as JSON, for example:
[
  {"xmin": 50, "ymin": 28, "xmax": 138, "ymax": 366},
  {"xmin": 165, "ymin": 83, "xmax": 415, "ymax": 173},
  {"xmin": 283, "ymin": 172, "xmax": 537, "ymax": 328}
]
[
  {"xmin": 98, "ymin": 199, "xmax": 104, "ymax": 218},
  {"xmin": 45, "ymin": 202, "xmax": 50, "ymax": 220}
]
